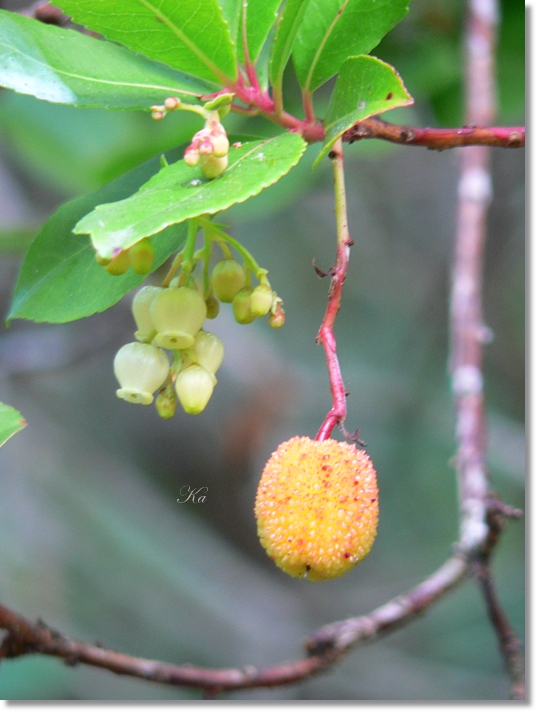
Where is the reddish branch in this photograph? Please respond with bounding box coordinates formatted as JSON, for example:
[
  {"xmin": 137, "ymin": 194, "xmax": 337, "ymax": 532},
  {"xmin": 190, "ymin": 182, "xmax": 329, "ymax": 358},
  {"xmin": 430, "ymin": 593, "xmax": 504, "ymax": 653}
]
[{"xmin": 343, "ymin": 117, "xmax": 525, "ymax": 150}]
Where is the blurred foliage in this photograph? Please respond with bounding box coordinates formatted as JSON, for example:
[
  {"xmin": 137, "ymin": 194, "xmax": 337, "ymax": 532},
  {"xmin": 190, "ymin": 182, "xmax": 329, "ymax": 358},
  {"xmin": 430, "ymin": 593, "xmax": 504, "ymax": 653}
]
[{"xmin": 0, "ymin": 0, "xmax": 524, "ymax": 701}]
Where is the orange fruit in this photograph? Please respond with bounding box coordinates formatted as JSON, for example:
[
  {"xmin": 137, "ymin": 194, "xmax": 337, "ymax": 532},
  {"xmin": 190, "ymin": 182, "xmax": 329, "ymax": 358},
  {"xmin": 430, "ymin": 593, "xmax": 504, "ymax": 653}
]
[{"xmin": 255, "ymin": 436, "xmax": 378, "ymax": 581}]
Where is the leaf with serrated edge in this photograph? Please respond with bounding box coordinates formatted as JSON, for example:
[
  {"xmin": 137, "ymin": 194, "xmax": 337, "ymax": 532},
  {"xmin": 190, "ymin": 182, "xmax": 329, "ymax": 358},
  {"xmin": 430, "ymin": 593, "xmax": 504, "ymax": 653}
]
[
  {"xmin": 56, "ymin": 0, "xmax": 237, "ymax": 85},
  {"xmin": 0, "ymin": 11, "xmax": 216, "ymax": 109},
  {"xmin": 315, "ymin": 55, "xmax": 413, "ymax": 167},
  {"xmin": 0, "ymin": 403, "xmax": 26, "ymax": 447},
  {"xmin": 75, "ymin": 134, "xmax": 307, "ymax": 260},
  {"xmin": 269, "ymin": 0, "xmax": 312, "ymax": 92},
  {"xmin": 293, "ymin": 0, "xmax": 410, "ymax": 92},
  {"xmin": 237, "ymin": 0, "xmax": 282, "ymax": 63},
  {"xmin": 9, "ymin": 153, "xmax": 187, "ymax": 324}
]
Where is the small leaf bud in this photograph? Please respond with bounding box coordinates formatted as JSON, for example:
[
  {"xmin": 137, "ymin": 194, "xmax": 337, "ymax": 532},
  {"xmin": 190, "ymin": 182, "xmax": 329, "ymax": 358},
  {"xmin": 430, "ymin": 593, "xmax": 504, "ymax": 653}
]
[
  {"xmin": 151, "ymin": 110, "xmax": 165, "ymax": 121},
  {"xmin": 105, "ymin": 250, "xmax": 130, "ymax": 275},
  {"xmin": 128, "ymin": 238, "xmax": 155, "ymax": 275},
  {"xmin": 155, "ymin": 382, "xmax": 177, "ymax": 419},
  {"xmin": 150, "ymin": 286, "xmax": 207, "ymax": 350},
  {"xmin": 250, "ymin": 284, "xmax": 274, "ymax": 317},
  {"xmin": 200, "ymin": 153, "xmax": 228, "ymax": 179},
  {"xmin": 132, "ymin": 285, "xmax": 164, "ymax": 341},
  {"xmin": 205, "ymin": 294, "xmax": 220, "ymax": 319},
  {"xmin": 175, "ymin": 364, "xmax": 216, "ymax": 414},
  {"xmin": 114, "ymin": 342, "xmax": 169, "ymax": 405},
  {"xmin": 192, "ymin": 331, "xmax": 224, "ymax": 374},
  {"xmin": 232, "ymin": 288, "xmax": 255, "ymax": 324},
  {"xmin": 211, "ymin": 259, "xmax": 246, "ymax": 303}
]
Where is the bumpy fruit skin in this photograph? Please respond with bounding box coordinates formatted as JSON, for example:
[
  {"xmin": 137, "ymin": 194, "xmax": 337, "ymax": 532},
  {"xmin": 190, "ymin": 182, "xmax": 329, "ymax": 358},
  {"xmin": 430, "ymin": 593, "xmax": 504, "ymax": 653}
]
[{"xmin": 255, "ymin": 436, "xmax": 378, "ymax": 581}]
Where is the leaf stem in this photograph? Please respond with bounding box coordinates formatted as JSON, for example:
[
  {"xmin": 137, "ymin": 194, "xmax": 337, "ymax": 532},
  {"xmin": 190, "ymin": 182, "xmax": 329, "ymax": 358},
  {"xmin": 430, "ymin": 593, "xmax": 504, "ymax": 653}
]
[{"xmin": 315, "ymin": 138, "xmax": 352, "ymax": 441}]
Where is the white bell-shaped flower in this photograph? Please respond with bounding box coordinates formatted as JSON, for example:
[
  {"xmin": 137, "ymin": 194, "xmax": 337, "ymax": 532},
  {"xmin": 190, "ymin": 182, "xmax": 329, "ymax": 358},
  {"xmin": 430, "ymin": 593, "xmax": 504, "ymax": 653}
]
[
  {"xmin": 175, "ymin": 364, "xmax": 216, "ymax": 414},
  {"xmin": 132, "ymin": 286, "xmax": 164, "ymax": 341},
  {"xmin": 150, "ymin": 287, "xmax": 207, "ymax": 350},
  {"xmin": 192, "ymin": 331, "xmax": 224, "ymax": 374},
  {"xmin": 114, "ymin": 342, "xmax": 169, "ymax": 405}
]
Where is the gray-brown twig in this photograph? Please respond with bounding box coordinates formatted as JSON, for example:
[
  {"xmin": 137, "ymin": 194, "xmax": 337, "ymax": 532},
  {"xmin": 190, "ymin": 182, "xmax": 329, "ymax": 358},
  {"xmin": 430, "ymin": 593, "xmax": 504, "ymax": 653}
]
[{"xmin": 448, "ymin": 0, "xmax": 525, "ymax": 699}]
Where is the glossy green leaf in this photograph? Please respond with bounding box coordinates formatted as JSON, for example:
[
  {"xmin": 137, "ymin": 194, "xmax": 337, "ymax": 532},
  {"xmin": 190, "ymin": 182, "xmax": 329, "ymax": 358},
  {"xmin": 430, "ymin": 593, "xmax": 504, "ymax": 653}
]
[
  {"xmin": 0, "ymin": 10, "xmax": 215, "ymax": 109},
  {"xmin": 237, "ymin": 0, "xmax": 282, "ymax": 63},
  {"xmin": 56, "ymin": 0, "xmax": 237, "ymax": 85},
  {"xmin": 0, "ymin": 403, "xmax": 26, "ymax": 447},
  {"xmin": 269, "ymin": 0, "xmax": 311, "ymax": 92},
  {"xmin": 315, "ymin": 55, "xmax": 413, "ymax": 166},
  {"xmin": 74, "ymin": 133, "xmax": 307, "ymax": 260},
  {"xmin": 9, "ymin": 154, "xmax": 187, "ymax": 324},
  {"xmin": 293, "ymin": 0, "xmax": 411, "ymax": 92},
  {"xmin": 218, "ymin": 0, "xmax": 242, "ymax": 46}
]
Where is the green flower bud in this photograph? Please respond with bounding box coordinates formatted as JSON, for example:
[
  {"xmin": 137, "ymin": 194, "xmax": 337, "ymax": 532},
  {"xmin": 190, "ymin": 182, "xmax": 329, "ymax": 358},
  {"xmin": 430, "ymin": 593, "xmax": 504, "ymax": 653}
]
[
  {"xmin": 192, "ymin": 331, "xmax": 224, "ymax": 374},
  {"xmin": 205, "ymin": 295, "xmax": 220, "ymax": 319},
  {"xmin": 175, "ymin": 364, "xmax": 216, "ymax": 414},
  {"xmin": 150, "ymin": 287, "xmax": 207, "ymax": 350},
  {"xmin": 114, "ymin": 342, "xmax": 169, "ymax": 405},
  {"xmin": 95, "ymin": 253, "xmax": 111, "ymax": 266},
  {"xmin": 106, "ymin": 250, "xmax": 130, "ymax": 275},
  {"xmin": 132, "ymin": 286, "xmax": 164, "ymax": 342},
  {"xmin": 232, "ymin": 288, "xmax": 255, "ymax": 324},
  {"xmin": 250, "ymin": 284, "xmax": 274, "ymax": 317},
  {"xmin": 155, "ymin": 382, "xmax": 177, "ymax": 419},
  {"xmin": 129, "ymin": 238, "xmax": 155, "ymax": 275},
  {"xmin": 200, "ymin": 153, "xmax": 228, "ymax": 179},
  {"xmin": 211, "ymin": 260, "xmax": 246, "ymax": 303}
]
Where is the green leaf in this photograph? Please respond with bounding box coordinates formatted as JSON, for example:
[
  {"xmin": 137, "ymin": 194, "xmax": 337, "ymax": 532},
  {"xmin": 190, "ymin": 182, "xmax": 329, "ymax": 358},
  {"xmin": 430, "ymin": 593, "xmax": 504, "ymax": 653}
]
[
  {"xmin": 56, "ymin": 0, "xmax": 237, "ymax": 85},
  {"xmin": 269, "ymin": 0, "xmax": 312, "ymax": 92},
  {"xmin": 0, "ymin": 10, "xmax": 215, "ymax": 109},
  {"xmin": 293, "ymin": 0, "xmax": 411, "ymax": 92},
  {"xmin": 218, "ymin": 0, "xmax": 242, "ymax": 46},
  {"xmin": 0, "ymin": 403, "xmax": 26, "ymax": 447},
  {"xmin": 74, "ymin": 133, "xmax": 307, "ymax": 260},
  {"xmin": 237, "ymin": 0, "xmax": 282, "ymax": 63},
  {"xmin": 9, "ymin": 153, "xmax": 187, "ymax": 324},
  {"xmin": 315, "ymin": 55, "xmax": 413, "ymax": 167}
]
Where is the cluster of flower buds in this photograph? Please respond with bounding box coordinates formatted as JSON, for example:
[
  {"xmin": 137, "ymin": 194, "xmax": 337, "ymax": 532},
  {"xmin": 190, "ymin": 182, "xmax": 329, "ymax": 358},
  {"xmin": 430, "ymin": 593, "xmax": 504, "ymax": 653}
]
[
  {"xmin": 113, "ymin": 219, "xmax": 285, "ymax": 417},
  {"xmin": 114, "ymin": 284, "xmax": 225, "ymax": 417},
  {"xmin": 97, "ymin": 238, "xmax": 155, "ymax": 276},
  {"xmin": 183, "ymin": 113, "xmax": 230, "ymax": 180},
  {"xmin": 210, "ymin": 258, "xmax": 285, "ymax": 328}
]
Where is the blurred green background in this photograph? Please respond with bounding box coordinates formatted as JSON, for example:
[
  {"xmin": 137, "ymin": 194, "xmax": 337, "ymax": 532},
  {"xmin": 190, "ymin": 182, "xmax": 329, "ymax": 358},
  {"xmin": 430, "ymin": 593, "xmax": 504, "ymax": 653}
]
[{"xmin": 0, "ymin": 0, "xmax": 524, "ymax": 700}]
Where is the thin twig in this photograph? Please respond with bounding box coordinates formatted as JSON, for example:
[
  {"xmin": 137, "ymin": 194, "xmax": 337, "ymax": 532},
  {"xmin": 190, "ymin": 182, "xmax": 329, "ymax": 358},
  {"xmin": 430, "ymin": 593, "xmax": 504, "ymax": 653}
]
[
  {"xmin": 343, "ymin": 117, "xmax": 525, "ymax": 150},
  {"xmin": 475, "ymin": 562, "xmax": 525, "ymax": 700}
]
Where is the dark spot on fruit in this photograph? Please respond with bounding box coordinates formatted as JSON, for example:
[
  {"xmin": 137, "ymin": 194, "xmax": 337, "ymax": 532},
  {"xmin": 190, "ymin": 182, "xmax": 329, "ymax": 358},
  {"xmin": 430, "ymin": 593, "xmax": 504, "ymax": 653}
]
[
  {"xmin": 371, "ymin": 498, "xmax": 376, "ymax": 502},
  {"xmin": 343, "ymin": 552, "xmax": 350, "ymax": 559}
]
